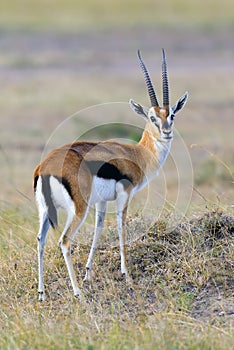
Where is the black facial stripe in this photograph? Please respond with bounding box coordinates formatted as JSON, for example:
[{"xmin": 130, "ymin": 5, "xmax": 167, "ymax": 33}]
[
  {"xmin": 85, "ymin": 160, "xmax": 132, "ymax": 188},
  {"xmin": 150, "ymin": 116, "xmax": 160, "ymax": 129}
]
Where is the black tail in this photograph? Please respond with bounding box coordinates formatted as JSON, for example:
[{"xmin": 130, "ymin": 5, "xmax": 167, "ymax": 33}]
[{"xmin": 41, "ymin": 175, "xmax": 58, "ymax": 229}]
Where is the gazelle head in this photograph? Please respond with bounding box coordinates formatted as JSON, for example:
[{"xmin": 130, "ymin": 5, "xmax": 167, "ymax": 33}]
[{"xmin": 130, "ymin": 49, "xmax": 188, "ymax": 141}]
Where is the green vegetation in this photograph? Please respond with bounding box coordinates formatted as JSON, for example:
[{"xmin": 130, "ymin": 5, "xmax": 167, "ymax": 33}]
[{"xmin": 0, "ymin": 206, "xmax": 233, "ymax": 349}]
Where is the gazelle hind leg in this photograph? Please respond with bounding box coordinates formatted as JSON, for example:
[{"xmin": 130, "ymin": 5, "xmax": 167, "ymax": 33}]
[
  {"xmin": 84, "ymin": 201, "xmax": 107, "ymax": 282},
  {"xmin": 37, "ymin": 215, "xmax": 51, "ymax": 301},
  {"xmin": 59, "ymin": 208, "xmax": 89, "ymax": 300}
]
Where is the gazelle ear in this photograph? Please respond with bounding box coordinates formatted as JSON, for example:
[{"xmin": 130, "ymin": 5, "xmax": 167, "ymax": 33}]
[
  {"xmin": 129, "ymin": 99, "xmax": 148, "ymax": 120},
  {"xmin": 171, "ymin": 92, "xmax": 188, "ymax": 115}
]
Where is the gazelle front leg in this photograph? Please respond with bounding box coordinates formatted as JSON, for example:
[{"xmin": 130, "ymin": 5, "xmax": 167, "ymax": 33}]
[
  {"xmin": 116, "ymin": 183, "xmax": 130, "ymax": 280},
  {"xmin": 84, "ymin": 201, "xmax": 107, "ymax": 282}
]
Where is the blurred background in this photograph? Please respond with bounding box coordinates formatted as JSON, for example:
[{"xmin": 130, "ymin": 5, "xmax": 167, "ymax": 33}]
[{"xmin": 0, "ymin": 0, "xmax": 233, "ymax": 215}]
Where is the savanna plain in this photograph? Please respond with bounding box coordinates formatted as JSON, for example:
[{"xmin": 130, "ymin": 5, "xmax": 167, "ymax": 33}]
[{"xmin": 0, "ymin": 1, "xmax": 234, "ymax": 349}]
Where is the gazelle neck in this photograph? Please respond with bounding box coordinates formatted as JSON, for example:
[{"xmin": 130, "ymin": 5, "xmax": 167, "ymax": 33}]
[{"xmin": 139, "ymin": 122, "xmax": 172, "ymax": 172}]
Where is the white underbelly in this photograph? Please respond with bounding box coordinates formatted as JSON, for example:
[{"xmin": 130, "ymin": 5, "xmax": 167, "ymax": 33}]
[{"xmin": 89, "ymin": 176, "xmax": 117, "ymax": 204}]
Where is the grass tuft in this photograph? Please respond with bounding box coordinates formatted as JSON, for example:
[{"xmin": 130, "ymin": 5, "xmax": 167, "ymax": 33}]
[{"xmin": 0, "ymin": 206, "xmax": 233, "ymax": 349}]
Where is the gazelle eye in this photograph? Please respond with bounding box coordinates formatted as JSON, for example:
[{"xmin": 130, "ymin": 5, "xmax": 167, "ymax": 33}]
[
  {"xmin": 171, "ymin": 114, "xmax": 175, "ymax": 120},
  {"xmin": 150, "ymin": 116, "xmax": 156, "ymax": 123}
]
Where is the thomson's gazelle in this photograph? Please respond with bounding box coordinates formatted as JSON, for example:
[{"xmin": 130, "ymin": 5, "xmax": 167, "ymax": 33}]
[{"xmin": 34, "ymin": 49, "xmax": 188, "ymax": 301}]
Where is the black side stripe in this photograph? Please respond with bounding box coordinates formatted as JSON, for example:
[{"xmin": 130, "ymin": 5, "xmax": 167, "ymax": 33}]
[{"xmin": 85, "ymin": 160, "xmax": 132, "ymax": 188}]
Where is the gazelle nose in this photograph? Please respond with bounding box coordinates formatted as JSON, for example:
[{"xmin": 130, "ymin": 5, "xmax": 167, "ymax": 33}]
[
  {"xmin": 162, "ymin": 121, "xmax": 171, "ymax": 133},
  {"xmin": 162, "ymin": 129, "xmax": 171, "ymax": 135},
  {"xmin": 162, "ymin": 121, "xmax": 169, "ymax": 129}
]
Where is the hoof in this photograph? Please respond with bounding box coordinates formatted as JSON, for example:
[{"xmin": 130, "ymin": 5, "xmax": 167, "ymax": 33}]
[
  {"xmin": 122, "ymin": 272, "xmax": 132, "ymax": 285},
  {"xmin": 83, "ymin": 268, "xmax": 92, "ymax": 283},
  {"xmin": 38, "ymin": 291, "xmax": 45, "ymax": 302},
  {"xmin": 83, "ymin": 275, "xmax": 92, "ymax": 283},
  {"xmin": 74, "ymin": 292, "xmax": 83, "ymax": 302}
]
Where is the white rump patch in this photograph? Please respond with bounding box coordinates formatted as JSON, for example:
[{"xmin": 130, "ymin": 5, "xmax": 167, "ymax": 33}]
[
  {"xmin": 49, "ymin": 176, "xmax": 76, "ymax": 215},
  {"xmin": 35, "ymin": 176, "xmax": 48, "ymax": 220}
]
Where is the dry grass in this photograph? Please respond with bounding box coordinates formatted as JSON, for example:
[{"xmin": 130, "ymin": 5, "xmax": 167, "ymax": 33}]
[
  {"xmin": 1, "ymin": 1, "xmax": 234, "ymax": 348},
  {"xmin": 0, "ymin": 205, "xmax": 233, "ymax": 349}
]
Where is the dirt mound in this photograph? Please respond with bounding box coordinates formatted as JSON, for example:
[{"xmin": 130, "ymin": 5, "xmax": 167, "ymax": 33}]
[{"xmin": 78, "ymin": 210, "xmax": 234, "ymax": 324}]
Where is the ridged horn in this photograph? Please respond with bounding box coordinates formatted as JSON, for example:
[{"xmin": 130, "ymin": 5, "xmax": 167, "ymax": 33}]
[
  {"xmin": 137, "ymin": 49, "xmax": 159, "ymax": 107},
  {"xmin": 162, "ymin": 48, "xmax": 169, "ymax": 107}
]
